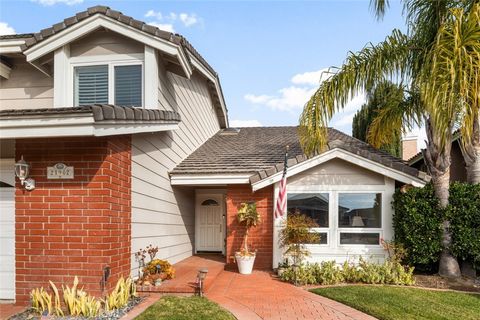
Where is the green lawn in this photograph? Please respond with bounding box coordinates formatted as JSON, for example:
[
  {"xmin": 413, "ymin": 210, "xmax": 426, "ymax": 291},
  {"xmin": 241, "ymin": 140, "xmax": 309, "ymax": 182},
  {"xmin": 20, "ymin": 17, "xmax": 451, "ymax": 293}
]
[
  {"xmin": 134, "ymin": 296, "xmax": 235, "ymax": 320},
  {"xmin": 311, "ymin": 285, "xmax": 480, "ymax": 320}
]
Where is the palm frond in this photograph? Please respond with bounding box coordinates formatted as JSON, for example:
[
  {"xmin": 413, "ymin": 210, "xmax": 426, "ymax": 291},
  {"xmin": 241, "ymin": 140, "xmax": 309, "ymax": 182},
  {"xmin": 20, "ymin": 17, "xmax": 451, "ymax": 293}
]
[
  {"xmin": 421, "ymin": 3, "xmax": 480, "ymax": 148},
  {"xmin": 367, "ymin": 89, "xmax": 424, "ymax": 148},
  {"xmin": 299, "ymin": 29, "xmax": 411, "ymax": 155}
]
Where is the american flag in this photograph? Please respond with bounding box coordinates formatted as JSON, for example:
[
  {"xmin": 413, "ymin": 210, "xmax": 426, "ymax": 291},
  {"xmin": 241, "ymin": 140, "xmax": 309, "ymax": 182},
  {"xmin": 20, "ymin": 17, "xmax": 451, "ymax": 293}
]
[{"xmin": 274, "ymin": 147, "xmax": 289, "ymax": 218}]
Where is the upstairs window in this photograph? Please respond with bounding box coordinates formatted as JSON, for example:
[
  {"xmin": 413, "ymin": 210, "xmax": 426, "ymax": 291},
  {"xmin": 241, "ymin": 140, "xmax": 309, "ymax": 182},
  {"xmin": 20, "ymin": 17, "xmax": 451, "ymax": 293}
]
[
  {"xmin": 74, "ymin": 65, "xmax": 108, "ymax": 106},
  {"xmin": 114, "ymin": 65, "xmax": 142, "ymax": 106},
  {"xmin": 74, "ymin": 63, "xmax": 143, "ymax": 107}
]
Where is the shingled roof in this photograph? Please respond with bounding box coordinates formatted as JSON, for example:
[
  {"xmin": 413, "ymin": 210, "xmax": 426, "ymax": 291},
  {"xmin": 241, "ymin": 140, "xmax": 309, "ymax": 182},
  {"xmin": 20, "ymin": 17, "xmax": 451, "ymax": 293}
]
[
  {"xmin": 0, "ymin": 105, "xmax": 181, "ymax": 122},
  {"xmin": 1, "ymin": 5, "xmax": 217, "ymax": 77},
  {"xmin": 171, "ymin": 126, "xmax": 430, "ymax": 183}
]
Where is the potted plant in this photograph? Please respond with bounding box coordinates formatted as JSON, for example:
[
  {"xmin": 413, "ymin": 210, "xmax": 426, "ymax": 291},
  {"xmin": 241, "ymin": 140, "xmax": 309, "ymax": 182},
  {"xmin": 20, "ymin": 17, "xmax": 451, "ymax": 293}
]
[{"xmin": 235, "ymin": 202, "xmax": 260, "ymax": 274}]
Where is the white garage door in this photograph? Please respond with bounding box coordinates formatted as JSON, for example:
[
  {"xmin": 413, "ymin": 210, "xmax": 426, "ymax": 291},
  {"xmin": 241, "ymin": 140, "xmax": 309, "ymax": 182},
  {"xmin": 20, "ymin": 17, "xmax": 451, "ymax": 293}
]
[{"xmin": 0, "ymin": 159, "xmax": 15, "ymax": 301}]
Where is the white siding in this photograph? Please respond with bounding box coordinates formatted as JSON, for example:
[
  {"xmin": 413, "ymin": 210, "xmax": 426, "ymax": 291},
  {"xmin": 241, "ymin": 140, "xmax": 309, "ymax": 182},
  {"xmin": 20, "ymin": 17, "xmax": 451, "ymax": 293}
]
[
  {"xmin": 131, "ymin": 59, "xmax": 220, "ymax": 274},
  {"xmin": 0, "ymin": 58, "xmax": 53, "ymax": 110},
  {"xmin": 273, "ymin": 159, "xmax": 395, "ymax": 268}
]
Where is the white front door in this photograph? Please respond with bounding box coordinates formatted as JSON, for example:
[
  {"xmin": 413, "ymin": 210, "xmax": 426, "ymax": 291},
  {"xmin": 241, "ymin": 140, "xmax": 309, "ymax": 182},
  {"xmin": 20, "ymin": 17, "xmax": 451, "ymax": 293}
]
[
  {"xmin": 196, "ymin": 194, "xmax": 224, "ymax": 253},
  {"xmin": 0, "ymin": 159, "xmax": 15, "ymax": 301}
]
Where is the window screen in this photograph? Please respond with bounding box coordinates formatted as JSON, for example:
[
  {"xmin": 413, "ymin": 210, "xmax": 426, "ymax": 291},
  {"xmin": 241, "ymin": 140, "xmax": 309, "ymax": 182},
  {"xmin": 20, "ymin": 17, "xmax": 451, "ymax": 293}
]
[
  {"xmin": 114, "ymin": 65, "xmax": 142, "ymax": 107},
  {"xmin": 74, "ymin": 65, "xmax": 108, "ymax": 106}
]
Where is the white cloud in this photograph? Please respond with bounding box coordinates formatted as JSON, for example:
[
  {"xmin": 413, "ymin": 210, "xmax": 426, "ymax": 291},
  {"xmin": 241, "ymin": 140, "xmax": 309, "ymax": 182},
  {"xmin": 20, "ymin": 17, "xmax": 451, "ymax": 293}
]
[
  {"xmin": 31, "ymin": 0, "xmax": 83, "ymax": 5},
  {"xmin": 145, "ymin": 10, "xmax": 162, "ymax": 20},
  {"xmin": 147, "ymin": 22, "xmax": 175, "ymax": 33},
  {"xmin": 245, "ymin": 67, "xmax": 365, "ymax": 130},
  {"xmin": 230, "ymin": 119, "xmax": 263, "ymax": 127},
  {"xmin": 291, "ymin": 68, "xmax": 333, "ymax": 86},
  {"xmin": 179, "ymin": 13, "xmax": 198, "ymax": 27},
  {"xmin": 145, "ymin": 10, "xmax": 200, "ymax": 32},
  {"xmin": 244, "ymin": 94, "xmax": 273, "ymax": 104},
  {"xmin": 263, "ymin": 86, "xmax": 316, "ymax": 111},
  {"xmin": 0, "ymin": 22, "xmax": 15, "ymax": 35}
]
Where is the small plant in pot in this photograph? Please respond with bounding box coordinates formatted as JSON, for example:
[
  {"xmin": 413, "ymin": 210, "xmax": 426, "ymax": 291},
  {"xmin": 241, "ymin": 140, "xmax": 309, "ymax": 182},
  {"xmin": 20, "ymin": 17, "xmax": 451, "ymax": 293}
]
[{"xmin": 235, "ymin": 202, "xmax": 260, "ymax": 275}]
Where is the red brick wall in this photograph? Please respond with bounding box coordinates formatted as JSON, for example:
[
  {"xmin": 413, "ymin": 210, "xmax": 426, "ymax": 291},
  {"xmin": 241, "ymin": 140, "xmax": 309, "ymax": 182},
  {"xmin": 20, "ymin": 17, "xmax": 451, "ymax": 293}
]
[
  {"xmin": 226, "ymin": 185, "xmax": 273, "ymax": 270},
  {"xmin": 15, "ymin": 136, "xmax": 131, "ymax": 305}
]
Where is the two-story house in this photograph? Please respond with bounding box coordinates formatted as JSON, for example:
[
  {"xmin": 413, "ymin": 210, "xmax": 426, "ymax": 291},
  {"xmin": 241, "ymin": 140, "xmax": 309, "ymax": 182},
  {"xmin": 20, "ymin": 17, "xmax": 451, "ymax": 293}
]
[{"xmin": 0, "ymin": 6, "xmax": 429, "ymax": 305}]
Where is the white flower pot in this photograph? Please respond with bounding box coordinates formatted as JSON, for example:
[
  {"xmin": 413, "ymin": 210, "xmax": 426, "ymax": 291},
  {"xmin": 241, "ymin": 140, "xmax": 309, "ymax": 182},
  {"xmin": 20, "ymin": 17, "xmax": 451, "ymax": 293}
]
[{"xmin": 235, "ymin": 253, "xmax": 256, "ymax": 275}]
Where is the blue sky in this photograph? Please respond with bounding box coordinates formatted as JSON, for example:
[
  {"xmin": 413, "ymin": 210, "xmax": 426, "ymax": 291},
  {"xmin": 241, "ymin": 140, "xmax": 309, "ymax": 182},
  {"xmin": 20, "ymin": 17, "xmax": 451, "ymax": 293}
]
[{"xmin": 0, "ymin": 0, "xmax": 421, "ymax": 140}]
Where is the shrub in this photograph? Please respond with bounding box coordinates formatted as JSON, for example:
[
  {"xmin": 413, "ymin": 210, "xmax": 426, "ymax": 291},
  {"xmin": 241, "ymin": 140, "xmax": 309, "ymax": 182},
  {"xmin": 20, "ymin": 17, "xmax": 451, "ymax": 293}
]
[
  {"xmin": 104, "ymin": 277, "xmax": 137, "ymax": 311},
  {"xmin": 448, "ymin": 182, "xmax": 480, "ymax": 269},
  {"xmin": 279, "ymin": 212, "xmax": 320, "ymax": 266},
  {"xmin": 30, "ymin": 276, "xmax": 136, "ymax": 317},
  {"xmin": 392, "ymin": 184, "xmax": 443, "ymax": 271},
  {"xmin": 279, "ymin": 259, "xmax": 414, "ymax": 286},
  {"xmin": 144, "ymin": 259, "xmax": 175, "ymax": 279}
]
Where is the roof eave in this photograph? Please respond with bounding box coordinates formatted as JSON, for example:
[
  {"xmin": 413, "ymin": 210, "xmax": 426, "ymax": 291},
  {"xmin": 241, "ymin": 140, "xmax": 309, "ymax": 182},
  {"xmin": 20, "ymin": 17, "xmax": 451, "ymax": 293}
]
[
  {"xmin": 250, "ymin": 148, "xmax": 430, "ymax": 192},
  {"xmin": 0, "ymin": 112, "xmax": 180, "ymax": 139}
]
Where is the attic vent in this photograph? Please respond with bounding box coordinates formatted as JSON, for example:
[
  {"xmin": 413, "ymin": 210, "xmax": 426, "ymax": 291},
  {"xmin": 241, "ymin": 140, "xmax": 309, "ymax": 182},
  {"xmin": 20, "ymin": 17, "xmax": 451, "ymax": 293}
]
[{"xmin": 219, "ymin": 128, "xmax": 240, "ymax": 135}]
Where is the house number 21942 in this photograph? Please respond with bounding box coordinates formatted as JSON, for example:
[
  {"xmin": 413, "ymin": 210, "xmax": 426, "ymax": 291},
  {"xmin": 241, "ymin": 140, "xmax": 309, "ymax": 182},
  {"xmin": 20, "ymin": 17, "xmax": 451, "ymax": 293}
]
[{"xmin": 47, "ymin": 163, "xmax": 74, "ymax": 179}]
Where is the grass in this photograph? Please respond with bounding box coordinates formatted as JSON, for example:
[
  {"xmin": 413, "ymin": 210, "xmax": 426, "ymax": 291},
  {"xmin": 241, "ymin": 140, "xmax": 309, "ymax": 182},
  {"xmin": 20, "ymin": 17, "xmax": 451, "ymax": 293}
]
[
  {"xmin": 134, "ymin": 296, "xmax": 235, "ymax": 320},
  {"xmin": 311, "ymin": 285, "xmax": 480, "ymax": 320}
]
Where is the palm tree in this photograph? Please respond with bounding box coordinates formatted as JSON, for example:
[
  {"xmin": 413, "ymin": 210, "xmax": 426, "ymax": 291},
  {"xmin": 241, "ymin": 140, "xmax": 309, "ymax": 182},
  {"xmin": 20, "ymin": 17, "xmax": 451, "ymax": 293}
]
[
  {"xmin": 420, "ymin": 6, "xmax": 480, "ymax": 184},
  {"xmin": 299, "ymin": 1, "xmax": 478, "ymax": 277}
]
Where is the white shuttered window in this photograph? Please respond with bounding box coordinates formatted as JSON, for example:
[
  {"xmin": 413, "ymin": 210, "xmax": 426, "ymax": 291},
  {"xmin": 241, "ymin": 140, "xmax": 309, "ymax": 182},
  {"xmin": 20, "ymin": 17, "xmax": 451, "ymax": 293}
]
[
  {"xmin": 74, "ymin": 63, "xmax": 143, "ymax": 107},
  {"xmin": 114, "ymin": 65, "xmax": 142, "ymax": 107},
  {"xmin": 74, "ymin": 65, "xmax": 108, "ymax": 106}
]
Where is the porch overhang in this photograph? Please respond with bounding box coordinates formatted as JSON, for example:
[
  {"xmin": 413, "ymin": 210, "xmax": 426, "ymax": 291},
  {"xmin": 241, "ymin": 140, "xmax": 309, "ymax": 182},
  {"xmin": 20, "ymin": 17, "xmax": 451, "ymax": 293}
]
[
  {"xmin": 0, "ymin": 105, "xmax": 181, "ymax": 139},
  {"xmin": 170, "ymin": 173, "xmax": 251, "ymax": 186}
]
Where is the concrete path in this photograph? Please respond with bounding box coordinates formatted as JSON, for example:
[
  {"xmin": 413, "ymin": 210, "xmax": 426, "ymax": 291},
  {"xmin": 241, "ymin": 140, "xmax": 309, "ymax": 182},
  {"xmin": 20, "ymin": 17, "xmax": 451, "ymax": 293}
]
[{"xmin": 207, "ymin": 270, "xmax": 377, "ymax": 320}]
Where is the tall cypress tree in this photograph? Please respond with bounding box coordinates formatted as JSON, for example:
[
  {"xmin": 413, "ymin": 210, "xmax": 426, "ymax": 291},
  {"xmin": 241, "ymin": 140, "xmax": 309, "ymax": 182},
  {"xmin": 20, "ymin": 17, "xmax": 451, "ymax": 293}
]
[{"xmin": 352, "ymin": 81, "xmax": 402, "ymax": 158}]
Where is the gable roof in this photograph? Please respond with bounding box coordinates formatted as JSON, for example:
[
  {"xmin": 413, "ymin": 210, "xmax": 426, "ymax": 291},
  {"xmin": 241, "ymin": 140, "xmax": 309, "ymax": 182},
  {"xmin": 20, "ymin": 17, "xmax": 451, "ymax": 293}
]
[
  {"xmin": 170, "ymin": 126, "xmax": 430, "ymax": 187},
  {"xmin": 0, "ymin": 5, "xmax": 228, "ymax": 128}
]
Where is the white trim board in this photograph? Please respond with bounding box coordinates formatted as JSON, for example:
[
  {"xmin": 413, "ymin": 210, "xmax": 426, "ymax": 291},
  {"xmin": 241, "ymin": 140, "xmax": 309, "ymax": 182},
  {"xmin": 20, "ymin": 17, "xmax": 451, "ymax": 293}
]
[
  {"xmin": 24, "ymin": 14, "xmax": 192, "ymax": 78},
  {"xmin": 0, "ymin": 39, "xmax": 25, "ymax": 54},
  {"xmin": 252, "ymin": 148, "xmax": 428, "ymax": 192},
  {"xmin": 0, "ymin": 61, "xmax": 12, "ymax": 79},
  {"xmin": 0, "ymin": 115, "xmax": 179, "ymax": 138},
  {"xmin": 170, "ymin": 174, "xmax": 251, "ymax": 186}
]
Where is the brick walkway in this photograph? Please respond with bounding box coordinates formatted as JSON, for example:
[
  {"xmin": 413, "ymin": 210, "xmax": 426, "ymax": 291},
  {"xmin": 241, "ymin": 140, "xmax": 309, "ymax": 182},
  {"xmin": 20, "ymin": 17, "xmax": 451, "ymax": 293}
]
[{"xmin": 207, "ymin": 270, "xmax": 376, "ymax": 320}]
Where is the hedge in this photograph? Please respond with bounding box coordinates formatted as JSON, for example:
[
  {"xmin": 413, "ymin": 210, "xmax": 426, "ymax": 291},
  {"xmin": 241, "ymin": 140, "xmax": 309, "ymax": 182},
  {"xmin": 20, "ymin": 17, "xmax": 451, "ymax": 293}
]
[
  {"xmin": 393, "ymin": 182, "xmax": 480, "ymax": 271},
  {"xmin": 448, "ymin": 182, "xmax": 480, "ymax": 268}
]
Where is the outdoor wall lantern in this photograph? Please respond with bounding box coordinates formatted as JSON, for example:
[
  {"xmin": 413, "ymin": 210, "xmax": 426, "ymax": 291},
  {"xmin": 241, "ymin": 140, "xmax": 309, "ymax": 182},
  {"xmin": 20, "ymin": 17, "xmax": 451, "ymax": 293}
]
[{"xmin": 14, "ymin": 156, "xmax": 35, "ymax": 191}]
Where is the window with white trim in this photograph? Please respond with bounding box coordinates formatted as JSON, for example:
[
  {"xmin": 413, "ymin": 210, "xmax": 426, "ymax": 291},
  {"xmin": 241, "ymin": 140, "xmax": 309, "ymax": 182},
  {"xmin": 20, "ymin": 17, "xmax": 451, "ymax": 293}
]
[
  {"xmin": 73, "ymin": 62, "xmax": 143, "ymax": 107},
  {"xmin": 286, "ymin": 191, "xmax": 383, "ymax": 247},
  {"xmin": 338, "ymin": 193, "xmax": 382, "ymax": 245},
  {"xmin": 287, "ymin": 193, "xmax": 329, "ymax": 245}
]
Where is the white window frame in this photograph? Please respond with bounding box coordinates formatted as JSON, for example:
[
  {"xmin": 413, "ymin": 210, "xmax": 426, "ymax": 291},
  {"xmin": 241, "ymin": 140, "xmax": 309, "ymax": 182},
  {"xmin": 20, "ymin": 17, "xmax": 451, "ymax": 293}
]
[
  {"xmin": 336, "ymin": 191, "xmax": 384, "ymax": 248},
  {"xmin": 68, "ymin": 53, "xmax": 145, "ymax": 108},
  {"xmin": 285, "ymin": 189, "xmax": 386, "ymax": 249},
  {"xmin": 287, "ymin": 191, "xmax": 331, "ymax": 247}
]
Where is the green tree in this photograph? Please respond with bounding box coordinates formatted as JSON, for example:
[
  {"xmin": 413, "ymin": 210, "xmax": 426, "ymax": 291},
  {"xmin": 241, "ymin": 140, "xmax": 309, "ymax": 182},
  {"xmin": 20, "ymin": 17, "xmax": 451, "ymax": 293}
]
[
  {"xmin": 299, "ymin": 1, "xmax": 479, "ymax": 277},
  {"xmin": 352, "ymin": 81, "xmax": 403, "ymax": 157}
]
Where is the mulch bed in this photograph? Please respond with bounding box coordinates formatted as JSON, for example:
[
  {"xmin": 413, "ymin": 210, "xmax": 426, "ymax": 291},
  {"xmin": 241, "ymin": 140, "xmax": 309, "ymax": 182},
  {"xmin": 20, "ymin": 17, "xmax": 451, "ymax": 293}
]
[
  {"xmin": 9, "ymin": 297, "xmax": 144, "ymax": 320},
  {"xmin": 413, "ymin": 274, "xmax": 480, "ymax": 293}
]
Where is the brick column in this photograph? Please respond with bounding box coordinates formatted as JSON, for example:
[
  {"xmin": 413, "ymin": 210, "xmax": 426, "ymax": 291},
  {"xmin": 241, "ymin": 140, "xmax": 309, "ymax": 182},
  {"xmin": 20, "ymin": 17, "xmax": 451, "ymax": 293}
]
[
  {"xmin": 225, "ymin": 185, "xmax": 273, "ymax": 270},
  {"xmin": 15, "ymin": 136, "xmax": 131, "ymax": 305}
]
